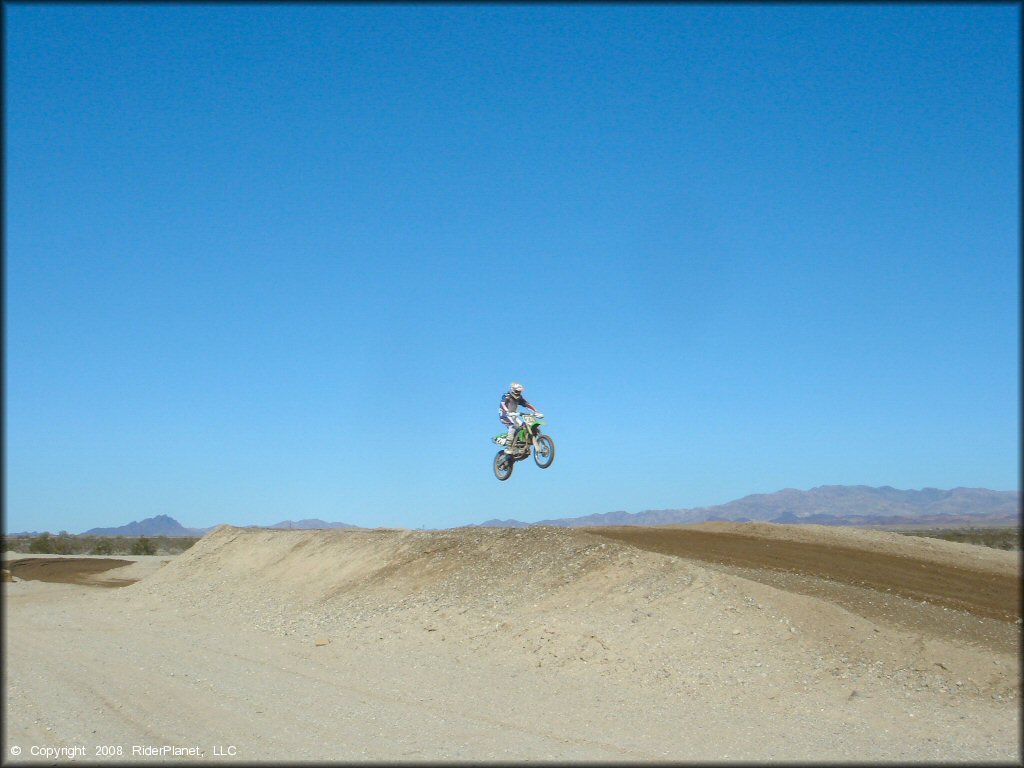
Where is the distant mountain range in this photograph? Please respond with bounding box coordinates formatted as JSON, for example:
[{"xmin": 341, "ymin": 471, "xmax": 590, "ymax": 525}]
[
  {"xmin": 8, "ymin": 486, "xmax": 1019, "ymax": 538},
  {"xmin": 78, "ymin": 516, "xmax": 358, "ymax": 537},
  {"xmin": 82, "ymin": 515, "xmax": 214, "ymax": 537},
  {"xmin": 474, "ymin": 486, "xmax": 1021, "ymax": 528}
]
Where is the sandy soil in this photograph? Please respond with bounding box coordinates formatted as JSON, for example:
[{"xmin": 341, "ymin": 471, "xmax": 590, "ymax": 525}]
[{"xmin": 3, "ymin": 523, "xmax": 1020, "ymax": 762}]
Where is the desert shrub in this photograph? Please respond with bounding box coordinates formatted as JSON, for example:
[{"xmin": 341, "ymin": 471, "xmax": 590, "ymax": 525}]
[
  {"xmin": 91, "ymin": 538, "xmax": 114, "ymax": 555},
  {"xmin": 897, "ymin": 527, "xmax": 1021, "ymax": 551},
  {"xmin": 131, "ymin": 536, "xmax": 156, "ymax": 556},
  {"xmin": 28, "ymin": 532, "xmax": 55, "ymax": 553},
  {"xmin": 53, "ymin": 531, "xmax": 76, "ymax": 555}
]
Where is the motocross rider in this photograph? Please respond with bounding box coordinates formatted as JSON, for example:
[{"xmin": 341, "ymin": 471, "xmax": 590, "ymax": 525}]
[{"xmin": 499, "ymin": 382, "xmax": 540, "ymax": 454}]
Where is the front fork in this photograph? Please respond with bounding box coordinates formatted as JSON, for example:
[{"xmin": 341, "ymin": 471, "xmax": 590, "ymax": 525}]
[{"xmin": 512, "ymin": 425, "xmax": 534, "ymax": 454}]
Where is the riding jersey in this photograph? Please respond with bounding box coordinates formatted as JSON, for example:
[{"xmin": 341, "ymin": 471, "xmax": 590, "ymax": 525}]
[{"xmin": 499, "ymin": 391, "xmax": 535, "ymax": 419}]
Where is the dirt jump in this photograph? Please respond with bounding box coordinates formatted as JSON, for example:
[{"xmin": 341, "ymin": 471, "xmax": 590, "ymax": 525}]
[{"xmin": 3, "ymin": 522, "xmax": 1020, "ymax": 762}]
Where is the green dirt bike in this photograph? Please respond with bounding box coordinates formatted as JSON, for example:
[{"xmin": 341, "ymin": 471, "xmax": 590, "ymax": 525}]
[{"xmin": 492, "ymin": 412, "xmax": 555, "ymax": 481}]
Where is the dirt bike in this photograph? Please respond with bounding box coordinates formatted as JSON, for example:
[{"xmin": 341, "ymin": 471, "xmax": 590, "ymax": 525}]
[{"xmin": 492, "ymin": 412, "xmax": 555, "ymax": 481}]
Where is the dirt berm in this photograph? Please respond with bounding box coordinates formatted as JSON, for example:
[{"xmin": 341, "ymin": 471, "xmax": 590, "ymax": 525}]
[{"xmin": 4, "ymin": 522, "xmax": 1020, "ymax": 761}]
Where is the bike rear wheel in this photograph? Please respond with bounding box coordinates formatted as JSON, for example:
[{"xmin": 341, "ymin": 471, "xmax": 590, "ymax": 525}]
[
  {"xmin": 494, "ymin": 450, "xmax": 514, "ymax": 481},
  {"xmin": 533, "ymin": 435, "xmax": 555, "ymax": 468}
]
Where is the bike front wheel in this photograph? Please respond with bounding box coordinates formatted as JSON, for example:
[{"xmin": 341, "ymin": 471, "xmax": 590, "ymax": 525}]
[
  {"xmin": 494, "ymin": 450, "xmax": 514, "ymax": 481},
  {"xmin": 533, "ymin": 435, "xmax": 555, "ymax": 469}
]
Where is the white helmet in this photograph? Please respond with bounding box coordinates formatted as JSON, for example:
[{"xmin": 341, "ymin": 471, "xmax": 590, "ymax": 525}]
[{"xmin": 510, "ymin": 382, "xmax": 524, "ymax": 397}]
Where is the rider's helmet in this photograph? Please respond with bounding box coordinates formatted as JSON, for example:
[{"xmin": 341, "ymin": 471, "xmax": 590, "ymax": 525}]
[{"xmin": 510, "ymin": 382, "xmax": 524, "ymax": 398}]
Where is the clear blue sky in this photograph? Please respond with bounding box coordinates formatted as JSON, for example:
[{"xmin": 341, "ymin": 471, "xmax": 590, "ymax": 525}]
[{"xmin": 5, "ymin": 4, "xmax": 1019, "ymax": 533}]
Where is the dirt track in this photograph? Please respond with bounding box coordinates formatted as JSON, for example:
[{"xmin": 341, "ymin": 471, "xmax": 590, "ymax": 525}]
[
  {"xmin": 9, "ymin": 527, "xmax": 1018, "ymax": 624},
  {"xmin": 585, "ymin": 526, "xmax": 1020, "ymax": 621},
  {"xmin": 3, "ymin": 524, "xmax": 1021, "ymax": 762},
  {"xmin": 5, "ymin": 557, "xmax": 136, "ymax": 587}
]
